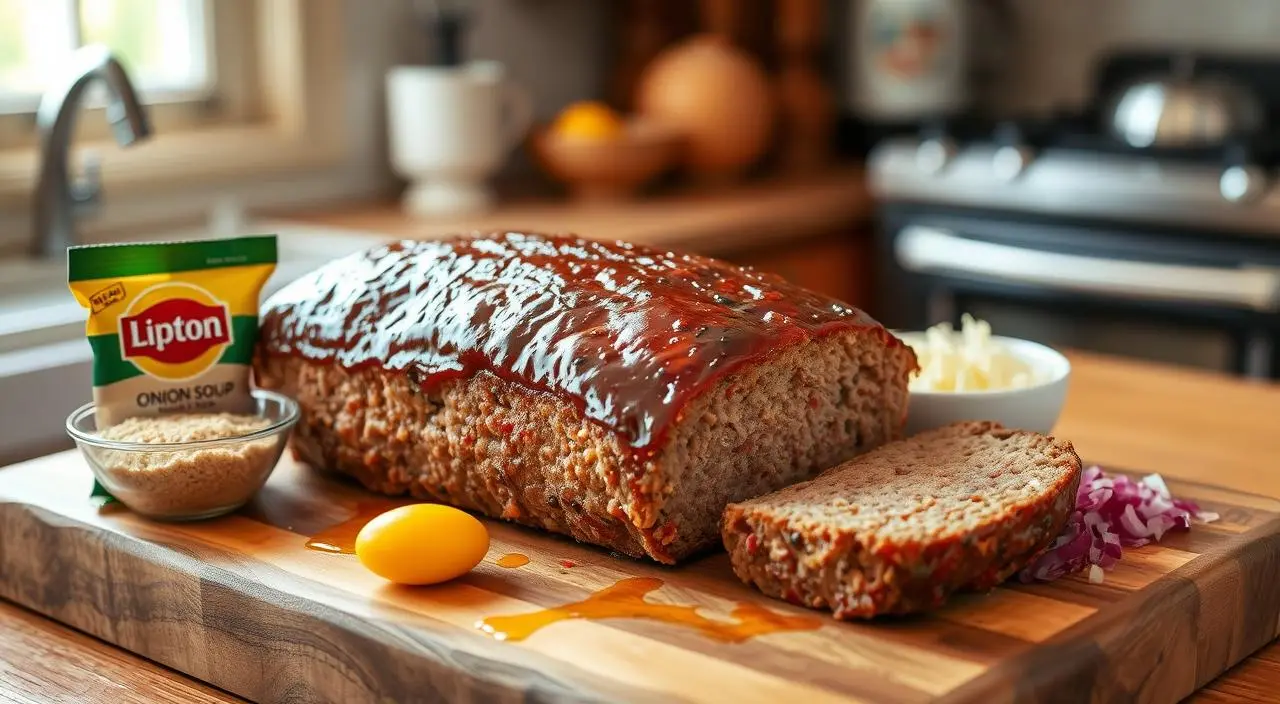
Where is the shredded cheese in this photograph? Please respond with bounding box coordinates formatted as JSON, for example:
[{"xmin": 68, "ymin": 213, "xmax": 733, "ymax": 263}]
[{"xmin": 904, "ymin": 314, "xmax": 1041, "ymax": 392}]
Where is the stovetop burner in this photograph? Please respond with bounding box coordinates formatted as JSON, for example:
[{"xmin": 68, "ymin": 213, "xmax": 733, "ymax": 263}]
[
  {"xmin": 868, "ymin": 52, "xmax": 1280, "ymax": 235},
  {"xmin": 916, "ymin": 109, "xmax": 1280, "ymax": 170},
  {"xmin": 908, "ymin": 50, "xmax": 1280, "ymax": 170}
]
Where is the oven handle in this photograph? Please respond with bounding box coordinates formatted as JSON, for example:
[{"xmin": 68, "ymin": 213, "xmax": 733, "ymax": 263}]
[{"xmin": 896, "ymin": 226, "xmax": 1280, "ymax": 311}]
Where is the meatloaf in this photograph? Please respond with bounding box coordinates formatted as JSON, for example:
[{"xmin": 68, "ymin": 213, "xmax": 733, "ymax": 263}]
[
  {"xmin": 722, "ymin": 421, "xmax": 1082, "ymax": 617},
  {"xmin": 253, "ymin": 232, "xmax": 917, "ymax": 563}
]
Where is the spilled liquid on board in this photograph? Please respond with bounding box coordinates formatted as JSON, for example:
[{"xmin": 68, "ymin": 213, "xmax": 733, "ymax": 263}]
[
  {"xmin": 496, "ymin": 553, "xmax": 530, "ymax": 568},
  {"xmin": 477, "ymin": 577, "xmax": 822, "ymax": 643},
  {"xmin": 300, "ymin": 505, "xmax": 817, "ymax": 644},
  {"xmin": 304, "ymin": 501, "xmax": 406, "ymax": 554}
]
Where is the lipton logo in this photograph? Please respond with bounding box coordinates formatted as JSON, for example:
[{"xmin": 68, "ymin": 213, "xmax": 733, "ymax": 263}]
[
  {"xmin": 121, "ymin": 298, "xmax": 231, "ymax": 364},
  {"xmin": 118, "ymin": 283, "xmax": 234, "ymax": 381}
]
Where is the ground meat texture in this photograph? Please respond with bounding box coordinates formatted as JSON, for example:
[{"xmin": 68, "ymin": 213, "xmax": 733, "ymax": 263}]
[
  {"xmin": 721, "ymin": 421, "xmax": 1082, "ymax": 617},
  {"xmin": 254, "ymin": 328, "xmax": 915, "ymax": 563}
]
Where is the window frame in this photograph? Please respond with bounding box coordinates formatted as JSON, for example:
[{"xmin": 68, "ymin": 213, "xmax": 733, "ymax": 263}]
[
  {"xmin": 0, "ymin": 0, "xmax": 219, "ymax": 116},
  {"xmin": 0, "ymin": 0, "xmax": 348, "ymax": 234}
]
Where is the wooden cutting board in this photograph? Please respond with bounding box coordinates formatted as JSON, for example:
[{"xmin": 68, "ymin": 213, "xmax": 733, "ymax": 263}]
[{"xmin": 1, "ymin": 452, "xmax": 1278, "ymax": 704}]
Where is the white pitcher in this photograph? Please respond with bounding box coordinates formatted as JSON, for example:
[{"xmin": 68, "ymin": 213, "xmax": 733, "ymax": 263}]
[{"xmin": 386, "ymin": 61, "xmax": 533, "ymax": 216}]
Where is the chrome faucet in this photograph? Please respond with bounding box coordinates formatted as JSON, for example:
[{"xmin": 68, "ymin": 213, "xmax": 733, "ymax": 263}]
[{"xmin": 31, "ymin": 44, "xmax": 152, "ymax": 259}]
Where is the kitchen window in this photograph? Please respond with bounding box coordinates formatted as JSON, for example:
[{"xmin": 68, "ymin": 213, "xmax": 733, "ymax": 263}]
[
  {"xmin": 0, "ymin": 0, "xmax": 348, "ymax": 253},
  {"xmin": 0, "ymin": 0, "xmax": 266, "ymax": 147},
  {"xmin": 0, "ymin": 0, "xmax": 214, "ymax": 119}
]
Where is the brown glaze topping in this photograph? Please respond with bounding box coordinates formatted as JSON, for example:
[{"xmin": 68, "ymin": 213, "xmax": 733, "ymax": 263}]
[{"xmin": 258, "ymin": 232, "xmax": 896, "ymax": 453}]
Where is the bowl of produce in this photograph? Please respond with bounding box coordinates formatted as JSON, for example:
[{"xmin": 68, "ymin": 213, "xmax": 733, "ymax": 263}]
[
  {"xmin": 65, "ymin": 388, "xmax": 299, "ymax": 521},
  {"xmin": 894, "ymin": 315, "xmax": 1071, "ymax": 436},
  {"xmin": 531, "ymin": 101, "xmax": 682, "ymax": 201}
]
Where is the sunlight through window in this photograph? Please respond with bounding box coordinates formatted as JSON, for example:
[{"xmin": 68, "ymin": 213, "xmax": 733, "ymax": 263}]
[{"xmin": 0, "ymin": 0, "xmax": 210, "ymax": 112}]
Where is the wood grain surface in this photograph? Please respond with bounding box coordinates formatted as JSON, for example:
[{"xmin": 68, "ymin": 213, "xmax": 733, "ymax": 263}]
[
  {"xmin": 1192, "ymin": 645, "xmax": 1280, "ymax": 703},
  {"xmin": 0, "ymin": 598, "xmax": 242, "ymax": 704},
  {"xmin": 1, "ymin": 440, "xmax": 1277, "ymax": 703},
  {"xmin": 3, "ymin": 350, "xmax": 1280, "ymax": 703}
]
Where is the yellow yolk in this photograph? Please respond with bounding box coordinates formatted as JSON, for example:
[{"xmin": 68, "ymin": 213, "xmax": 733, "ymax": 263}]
[{"xmin": 354, "ymin": 504, "xmax": 490, "ymax": 585}]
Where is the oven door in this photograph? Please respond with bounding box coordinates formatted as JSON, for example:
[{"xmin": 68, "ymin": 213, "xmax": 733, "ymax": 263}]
[{"xmin": 883, "ymin": 224, "xmax": 1280, "ymax": 379}]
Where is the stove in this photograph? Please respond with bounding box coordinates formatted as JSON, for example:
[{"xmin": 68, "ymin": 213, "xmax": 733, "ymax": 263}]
[
  {"xmin": 868, "ymin": 50, "xmax": 1280, "ymax": 380},
  {"xmin": 871, "ymin": 120, "xmax": 1280, "ymax": 235}
]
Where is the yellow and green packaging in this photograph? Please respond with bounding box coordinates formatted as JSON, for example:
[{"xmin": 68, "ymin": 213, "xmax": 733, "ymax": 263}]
[{"xmin": 67, "ymin": 236, "xmax": 278, "ymax": 428}]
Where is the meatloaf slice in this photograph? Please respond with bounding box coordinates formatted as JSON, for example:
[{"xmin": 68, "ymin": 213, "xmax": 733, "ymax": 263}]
[
  {"xmin": 721, "ymin": 421, "xmax": 1082, "ymax": 617},
  {"xmin": 253, "ymin": 233, "xmax": 917, "ymax": 564},
  {"xmin": 255, "ymin": 327, "xmax": 914, "ymax": 564}
]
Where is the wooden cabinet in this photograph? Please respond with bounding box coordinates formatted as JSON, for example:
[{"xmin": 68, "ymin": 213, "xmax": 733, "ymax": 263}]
[{"xmin": 714, "ymin": 230, "xmax": 872, "ymax": 310}]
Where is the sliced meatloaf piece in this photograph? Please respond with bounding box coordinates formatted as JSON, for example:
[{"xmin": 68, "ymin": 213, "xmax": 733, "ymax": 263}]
[
  {"xmin": 721, "ymin": 421, "xmax": 1081, "ymax": 617},
  {"xmin": 254, "ymin": 232, "xmax": 917, "ymax": 564}
]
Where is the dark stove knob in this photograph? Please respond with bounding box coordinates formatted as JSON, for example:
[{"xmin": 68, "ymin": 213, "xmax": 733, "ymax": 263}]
[
  {"xmin": 1222, "ymin": 139, "xmax": 1253, "ymax": 168},
  {"xmin": 1217, "ymin": 123, "xmax": 1261, "ymax": 203},
  {"xmin": 918, "ymin": 117, "xmax": 953, "ymax": 142},
  {"xmin": 990, "ymin": 121, "xmax": 1035, "ymax": 181},
  {"xmin": 993, "ymin": 121, "xmax": 1024, "ymax": 147}
]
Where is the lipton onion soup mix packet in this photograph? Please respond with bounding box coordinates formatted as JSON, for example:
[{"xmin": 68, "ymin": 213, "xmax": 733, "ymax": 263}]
[{"xmin": 67, "ymin": 236, "xmax": 277, "ymax": 427}]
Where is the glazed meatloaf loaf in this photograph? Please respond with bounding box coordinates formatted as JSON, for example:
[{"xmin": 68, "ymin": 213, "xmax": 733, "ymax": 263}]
[
  {"xmin": 253, "ymin": 231, "xmax": 917, "ymax": 563},
  {"xmin": 722, "ymin": 421, "xmax": 1082, "ymax": 617}
]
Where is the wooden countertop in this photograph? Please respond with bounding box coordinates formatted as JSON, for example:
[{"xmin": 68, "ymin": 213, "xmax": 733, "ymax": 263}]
[
  {"xmin": 281, "ymin": 166, "xmax": 871, "ymax": 254},
  {"xmin": 3, "ymin": 351, "xmax": 1279, "ymax": 703}
]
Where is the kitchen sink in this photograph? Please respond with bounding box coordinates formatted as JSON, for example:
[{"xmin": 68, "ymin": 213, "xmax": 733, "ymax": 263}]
[
  {"xmin": 0, "ymin": 220, "xmax": 395, "ymax": 353},
  {"xmin": 0, "ymin": 258, "xmax": 81, "ymax": 355},
  {"xmin": 0, "ymin": 219, "xmax": 396, "ymax": 465}
]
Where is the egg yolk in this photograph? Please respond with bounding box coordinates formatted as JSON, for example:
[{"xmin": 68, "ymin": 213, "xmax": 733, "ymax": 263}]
[{"xmin": 355, "ymin": 504, "xmax": 490, "ymax": 585}]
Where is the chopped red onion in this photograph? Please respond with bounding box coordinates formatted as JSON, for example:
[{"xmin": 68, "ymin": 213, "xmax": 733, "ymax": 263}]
[{"xmin": 1018, "ymin": 466, "xmax": 1218, "ymax": 583}]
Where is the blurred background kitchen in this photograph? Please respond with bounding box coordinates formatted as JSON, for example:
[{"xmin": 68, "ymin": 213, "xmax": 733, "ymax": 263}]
[{"xmin": 2, "ymin": 0, "xmax": 1280, "ymax": 463}]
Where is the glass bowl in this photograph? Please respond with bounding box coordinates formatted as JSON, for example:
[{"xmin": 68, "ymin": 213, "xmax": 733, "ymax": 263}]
[{"xmin": 65, "ymin": 388, "xmax": 299, "ymax": 521}]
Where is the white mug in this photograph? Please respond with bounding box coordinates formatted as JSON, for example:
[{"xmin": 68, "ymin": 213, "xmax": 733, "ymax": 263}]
[{"xmin": 386, "ymin": 61, "xmax": 534, "ymax": 215}]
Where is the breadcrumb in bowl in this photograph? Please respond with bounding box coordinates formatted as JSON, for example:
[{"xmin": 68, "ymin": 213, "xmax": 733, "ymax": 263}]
[{"xmin": 65, "ymin": 389, "xmax": 299, "ymax": 521}]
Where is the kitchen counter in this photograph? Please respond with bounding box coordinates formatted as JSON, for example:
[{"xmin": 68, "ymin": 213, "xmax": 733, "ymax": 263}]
[
  {"xmin": 0, "ymin": 168, "xmax": 876, "ymax": 468},
  {"xmin": 3, "ymin": 351, "xmax": 1278, "ymax": 702},
  {"xmin": 283, "ymin": 167, "xmax": 879, "ymax": 313},
  {"xmin": 280, "ymin": 166, "xmax": 872, "ymax": 255}
]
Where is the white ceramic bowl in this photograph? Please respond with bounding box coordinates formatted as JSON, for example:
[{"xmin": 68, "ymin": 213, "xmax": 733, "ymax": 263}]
[{"xmin": 893, "ymin": 332, "xmax": 1072, "ymax": 436}]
